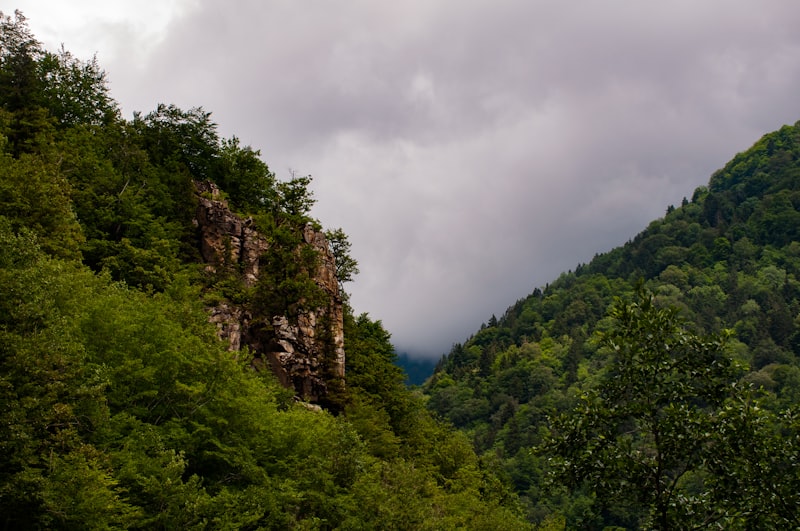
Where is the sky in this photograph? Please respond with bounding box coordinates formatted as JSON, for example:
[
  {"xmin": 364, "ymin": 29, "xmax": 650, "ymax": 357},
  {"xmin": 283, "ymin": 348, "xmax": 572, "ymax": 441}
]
[{"xmin": 11, "ymin": 1, "xmax": 800, "ymax": 359}]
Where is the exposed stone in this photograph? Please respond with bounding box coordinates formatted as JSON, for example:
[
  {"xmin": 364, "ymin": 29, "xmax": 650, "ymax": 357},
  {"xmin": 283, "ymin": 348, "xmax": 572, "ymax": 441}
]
[
  {"xmin": 193, "ymin": 181, "xmax": 345, "ymax": 405},
  {"xmin": 194, "ymin": 180, "xmax": 268, "ymax": 287},
  {"xmin": 208, "ymin": 302, "xmax": 246, "ymax": 352},
  {"xmin": 302, "ymin": 222, "xmax": 346, "ymax": 380}
]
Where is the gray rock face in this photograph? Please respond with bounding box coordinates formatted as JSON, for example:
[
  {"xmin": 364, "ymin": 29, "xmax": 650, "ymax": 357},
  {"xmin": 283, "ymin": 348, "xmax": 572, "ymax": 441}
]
[{"xmin": 194, "ymin": 181, "xmax": 345, "ymax": 403}]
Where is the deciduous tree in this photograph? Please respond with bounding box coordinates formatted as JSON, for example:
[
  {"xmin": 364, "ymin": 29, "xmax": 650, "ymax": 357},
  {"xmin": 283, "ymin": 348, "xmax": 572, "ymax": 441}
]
[{"xmin": 545, "ymin": 288, "xmax": 746, "ymax": 529}]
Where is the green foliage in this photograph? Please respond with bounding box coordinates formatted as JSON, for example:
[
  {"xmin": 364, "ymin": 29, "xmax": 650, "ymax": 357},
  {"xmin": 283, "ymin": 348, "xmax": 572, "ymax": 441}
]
[
  {"xmin": 38, "ymin": 46, "xmax": 117, "ymax": 127},
  {"xmin": 218, "ymin": 135, "xmax": 278, "ymax": 213},
  {"xmin": 0, "ymin": 10, "xmax": 44, "ymax": 115},
  {"xmin": 277, "ymin": 171, "xmax": 316, "ymax": 219},
  {"xmin": 0, "ymin": 10, "xmax": 116, "ymax": 153},
  {"xmin": 0, "ymin": 18, "xmax": 530, "ymax": 528},
  {"xmin": 0, "ymin": 218, "xmax": 527, "ymax": 527},
  {"xmin": 326, "ymin": 227, "xmax": 360, "ymax": 287},
  {"xmin": 0, "ymin": 146, "xmax": 84, "ymax": 259},
  {"xmin": 545, "ymin": 289, "xmax": 744, "ymax": 529},
  {"xmin": 131, "ymin": 103, "xmax": 220, "ymax": 182}
]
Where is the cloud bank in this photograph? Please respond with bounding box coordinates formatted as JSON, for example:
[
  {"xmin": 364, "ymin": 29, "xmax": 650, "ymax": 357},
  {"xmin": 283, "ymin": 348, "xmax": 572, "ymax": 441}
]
[{"xmin": 16, "ymin": 1, "xmax": 800, "ymax": 357}]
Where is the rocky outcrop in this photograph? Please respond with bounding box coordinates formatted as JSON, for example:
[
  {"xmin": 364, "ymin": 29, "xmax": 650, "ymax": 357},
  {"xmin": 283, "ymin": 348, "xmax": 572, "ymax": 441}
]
[
  {"xmin": 194, "ymin": 180, "xmax": 268, "ymax": 287},
  {"xmin": 194, "ymin": 181, "xmax": 345, "ymax": 404},
  {"xmin": 263, "ymin": 224, "xmax": 346, "ymax": 400},
  {"xmin": 207, "ymin": 301, "xmax": 248, "ymax": 353}
]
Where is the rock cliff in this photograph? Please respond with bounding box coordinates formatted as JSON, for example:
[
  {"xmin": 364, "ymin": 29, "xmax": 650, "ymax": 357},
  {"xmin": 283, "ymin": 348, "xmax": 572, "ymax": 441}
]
[{"xmin": 194, "ymin": 181, "xmax": 345, "ymax": 404}]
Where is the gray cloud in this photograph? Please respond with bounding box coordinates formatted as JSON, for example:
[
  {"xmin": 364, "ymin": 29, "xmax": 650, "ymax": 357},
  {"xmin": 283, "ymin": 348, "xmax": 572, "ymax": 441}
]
[{"xmin": 17, "ymin": 1, "xmax": 800, "ymax": 357}]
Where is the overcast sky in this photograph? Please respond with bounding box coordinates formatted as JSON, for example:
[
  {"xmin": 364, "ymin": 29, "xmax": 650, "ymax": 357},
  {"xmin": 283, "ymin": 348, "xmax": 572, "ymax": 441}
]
[{"xmin": 12, "ymin": 1, "xmax": 800, "ymax": 358}]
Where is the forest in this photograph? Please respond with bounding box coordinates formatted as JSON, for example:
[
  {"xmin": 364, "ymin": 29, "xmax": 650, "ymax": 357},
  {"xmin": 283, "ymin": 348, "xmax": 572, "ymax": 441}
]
[
  {"xmin": 3, "ymin": 9, "xmax": 800, "ymax": 530},
  {"xmin": 0, "ymin": 11, "xmax": 528, "ymax": 529}
]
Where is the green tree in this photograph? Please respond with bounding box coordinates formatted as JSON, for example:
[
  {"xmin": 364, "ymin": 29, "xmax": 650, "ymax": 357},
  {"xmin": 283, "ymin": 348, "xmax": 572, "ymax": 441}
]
[
  {"xmin": 545, "ymin": 289, "xmax": 746, "ymax": 529},
  {"xmin": 326, "ymin": 227, "xmax": 360, "ymax": 288},
  {"xmin": 132, "ymin": 103, "xmax": 220, "ymax": 182},
  {"xmin": 217, "ymin": 136, "xmax": 277, "ymax": 213},
  {"xmin": 0, "ymin": 10, "xmax": 56, "ymax": 155},
  {"xmin": 0, "ymin": 10, "xmax": 43, "ymax": 113},
  {"xmin": 703, "ymin": 396, "xmax": 800, "ymax": 529},
  {"xmin": 276, "ymin": 171, "xmax": 315, "ymax": 220},
  {"xmin": 38, "ymin": 45, "xmax": 117, "ymax": 127}
]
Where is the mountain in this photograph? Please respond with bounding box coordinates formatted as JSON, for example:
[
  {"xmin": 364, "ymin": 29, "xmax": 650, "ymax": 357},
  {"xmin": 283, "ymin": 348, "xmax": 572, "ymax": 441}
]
[
  {"xmin": 424, "ymin": 120, "xmax": 800, "ymax": 528},
  {"xmin": 0, "ymin": 12, "xmax": 530, "ymax": 529}
]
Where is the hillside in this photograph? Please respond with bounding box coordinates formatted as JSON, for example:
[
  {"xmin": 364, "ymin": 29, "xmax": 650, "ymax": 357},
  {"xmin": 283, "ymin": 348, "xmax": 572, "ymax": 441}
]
[
  {"xmin": 0, "ymin": 12, "xmax": 530, "ymax": 529},
  {"xmin": 425, "ymin": 121, "xmax": 800, "ymax": 528}
]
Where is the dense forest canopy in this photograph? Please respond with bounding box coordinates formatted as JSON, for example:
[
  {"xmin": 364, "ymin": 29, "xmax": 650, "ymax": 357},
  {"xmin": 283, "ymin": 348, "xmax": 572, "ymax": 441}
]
[{"xmin": 0, "ymin": 11, "xmax": 530, "ymax": 529}]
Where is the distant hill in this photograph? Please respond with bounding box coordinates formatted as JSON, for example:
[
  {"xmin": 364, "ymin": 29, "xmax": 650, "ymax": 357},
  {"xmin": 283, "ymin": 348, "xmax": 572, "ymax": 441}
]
[
  {"xmin": 425, "ymin": 121, "xmax": 800, "ymax": 528},
  {"xmin": 395, "ymin": 353, "xmax": 437, "ymax": 386}
]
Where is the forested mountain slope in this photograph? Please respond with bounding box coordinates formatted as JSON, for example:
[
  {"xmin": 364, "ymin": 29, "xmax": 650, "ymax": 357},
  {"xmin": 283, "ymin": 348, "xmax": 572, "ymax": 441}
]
[
  {"xmin": 0, "ymin": 12, "xmax": 530, "ymax": 529},
  {"xmin": 425, "ymin": 120, "xmax": 800, "ymax": 528}
]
